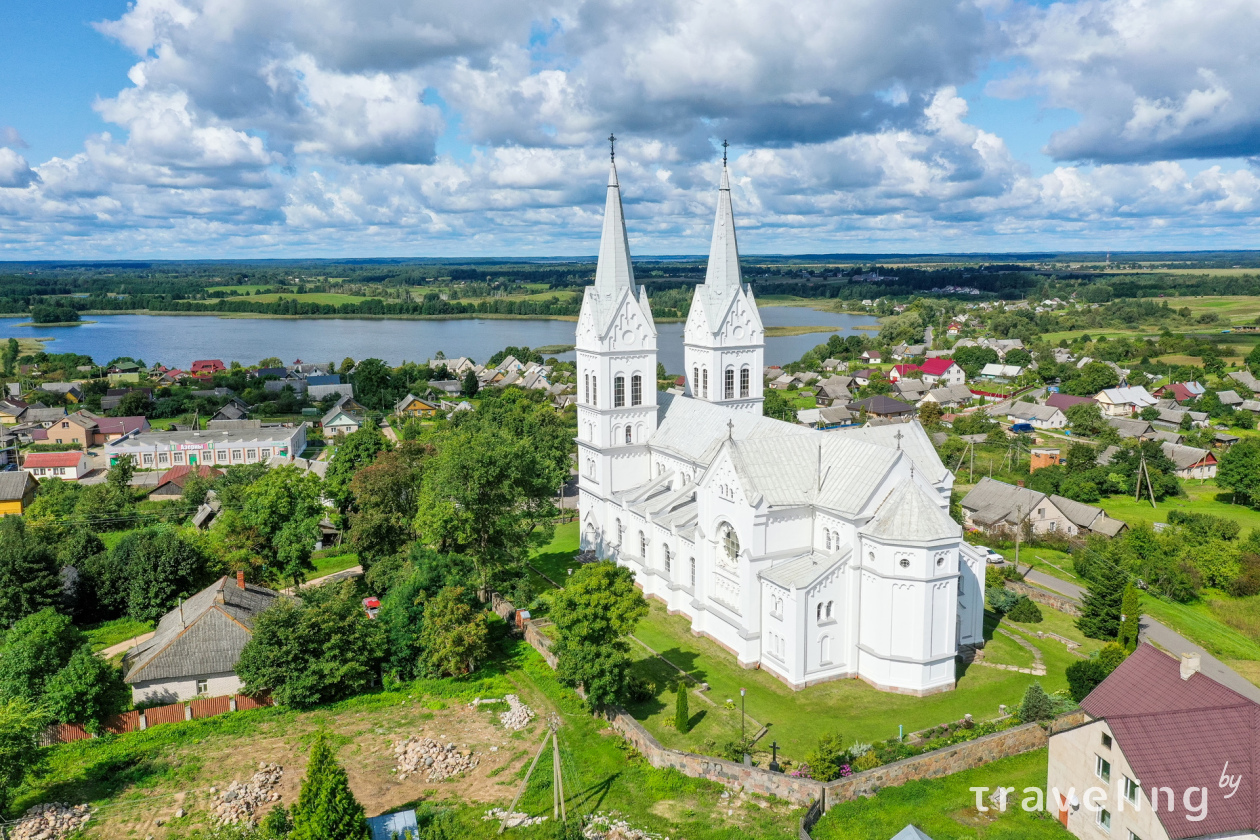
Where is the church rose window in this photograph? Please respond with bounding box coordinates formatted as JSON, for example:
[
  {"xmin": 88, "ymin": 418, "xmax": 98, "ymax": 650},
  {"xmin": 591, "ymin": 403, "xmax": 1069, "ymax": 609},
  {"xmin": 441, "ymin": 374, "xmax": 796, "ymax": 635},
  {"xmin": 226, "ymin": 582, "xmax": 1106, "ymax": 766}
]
[
  {"xmin": 724, "ymin": 369, "xmax": 734, "ymax": 399},
  {"xmin": 614, "ymin": 376, "xmax": 625, "ymax": 407},
  {"xmin": 740, "ymin": 367, "xmax": 750, "ymax": 397},
  {"xmin": 900, "ymin": 558, "xmax": 911, "ymax": 569},
  {"xmin": 721, "ymin": 524, "xmax": 739, "ymax": 566},
  {"xmin": 631, "ymin": 374, "xmax": 642, "ymax": 406}
]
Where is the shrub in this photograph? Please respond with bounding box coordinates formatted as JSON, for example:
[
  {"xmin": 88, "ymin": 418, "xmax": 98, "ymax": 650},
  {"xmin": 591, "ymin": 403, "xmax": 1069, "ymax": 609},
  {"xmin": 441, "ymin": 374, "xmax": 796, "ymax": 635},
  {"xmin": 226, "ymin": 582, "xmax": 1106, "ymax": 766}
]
[
  {"xmin": 1229, "ymin": 554, "xmax": 1260, "ymax": 597},
  {"xmin": 1065, "ymin": 659, "xmax": 1110, "ymax": 702},
  {"xmin": 674, "ymin": 680, "xmax": 690, "ymax": 733},
  {"xmin": 804, "ymin": 732, "xmax": 849, "ymax": 782},
  {"xmin": 1006, "ymin": 597, "xmax": 1044, "ymax": 623},
  {"xmin": 986, "ymin": 586, "xmax": 1020, "ymax": 614},
  {"xmin": 1019, "ymin": 683, "xmax": 1054, "ymax": 722},
  {"xmin": 852, "ymin": 752, "xmax": 881, "ymax": 772},
  {"xmin": 624, "ymin": 674, "xmax": 655, "ymax": 704}
]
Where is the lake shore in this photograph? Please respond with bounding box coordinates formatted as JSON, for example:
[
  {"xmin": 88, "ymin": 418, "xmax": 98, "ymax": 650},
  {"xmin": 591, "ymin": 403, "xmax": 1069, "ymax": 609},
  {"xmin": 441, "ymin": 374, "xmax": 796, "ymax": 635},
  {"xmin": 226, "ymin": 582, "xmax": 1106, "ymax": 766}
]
[{"xmin": 14, "ymin": 320, "xmax": 96, "ymax": 327}]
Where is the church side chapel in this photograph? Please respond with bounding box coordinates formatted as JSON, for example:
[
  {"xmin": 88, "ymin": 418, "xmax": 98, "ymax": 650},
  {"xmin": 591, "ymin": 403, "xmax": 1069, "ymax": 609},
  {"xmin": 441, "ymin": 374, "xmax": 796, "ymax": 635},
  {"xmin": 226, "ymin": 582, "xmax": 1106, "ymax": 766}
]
[{"xmin": 576, "ymin": 142, "xmax": 986, "ymax": 697}]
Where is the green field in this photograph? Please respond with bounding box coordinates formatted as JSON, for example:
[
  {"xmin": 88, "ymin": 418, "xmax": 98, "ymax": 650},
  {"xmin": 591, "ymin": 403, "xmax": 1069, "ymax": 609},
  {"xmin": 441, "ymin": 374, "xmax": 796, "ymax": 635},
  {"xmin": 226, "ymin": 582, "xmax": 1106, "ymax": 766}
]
[
  {"xmin": 309, "ymin": 550, "xmax": 360, "ymax": 579},
  {"xmin": 811, "ymin": 749, "xmax": 1070, "ymax": 840},
  {"xmin": 1096, "ymin": 482, "xmax": 1260, "ymax": 533},
  {"xmin": 230, "ymin": 292, "xmax": 372, "ymax": 306},
  {"xmin": 83, "ymin": 617, "xmax": 154, "ymax": 652}
]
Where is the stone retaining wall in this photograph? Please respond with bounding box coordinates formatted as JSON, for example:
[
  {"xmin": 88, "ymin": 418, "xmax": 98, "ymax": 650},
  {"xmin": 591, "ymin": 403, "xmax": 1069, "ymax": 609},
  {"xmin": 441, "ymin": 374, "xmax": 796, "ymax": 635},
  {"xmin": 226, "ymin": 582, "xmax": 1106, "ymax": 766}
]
[
  {"xmin": 519, "ymin": 615, "xmax": 1082, "ymax": 813},
  {"xmin": 1006, "ymin": 580, "xmax": 1081, "ymax": 616}
]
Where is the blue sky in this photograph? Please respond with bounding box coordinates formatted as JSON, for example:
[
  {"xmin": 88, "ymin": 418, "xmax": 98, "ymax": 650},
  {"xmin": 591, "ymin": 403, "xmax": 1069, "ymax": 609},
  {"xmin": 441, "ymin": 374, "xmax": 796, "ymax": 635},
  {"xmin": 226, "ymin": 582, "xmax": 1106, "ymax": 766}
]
[{"xmin": 1, "ymin": 0, "xmax": 1259, "ymax": 258}]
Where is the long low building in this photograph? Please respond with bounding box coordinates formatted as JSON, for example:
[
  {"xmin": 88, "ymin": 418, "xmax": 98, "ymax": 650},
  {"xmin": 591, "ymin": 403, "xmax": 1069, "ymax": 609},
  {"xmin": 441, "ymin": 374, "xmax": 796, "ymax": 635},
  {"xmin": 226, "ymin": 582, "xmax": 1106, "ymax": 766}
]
[{"xmin": 105, "ymin": 423, "xmax": 307, "ymax": 471}]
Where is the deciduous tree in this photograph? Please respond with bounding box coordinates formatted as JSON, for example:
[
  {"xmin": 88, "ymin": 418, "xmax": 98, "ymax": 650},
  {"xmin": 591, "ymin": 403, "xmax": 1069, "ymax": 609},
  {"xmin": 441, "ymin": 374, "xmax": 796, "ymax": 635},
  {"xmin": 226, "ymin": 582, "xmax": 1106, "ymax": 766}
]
[
  {"xmin": 0, "ymin": 517, "xmax": 61, "ymax": 627},
  {"xmin": 551, "ymin": 561, "xmax": 648, "ymax": 708},
  {"xmin": 417, "ymin": 587, "xmax": 491, "ymax": 678},
  {"xmin": 0, "ymin": 697, "xmax": 45, "ymax": 813},
  {"xmin": 323, "ymin": 425, "xmax": 390, "ymax": 513}
]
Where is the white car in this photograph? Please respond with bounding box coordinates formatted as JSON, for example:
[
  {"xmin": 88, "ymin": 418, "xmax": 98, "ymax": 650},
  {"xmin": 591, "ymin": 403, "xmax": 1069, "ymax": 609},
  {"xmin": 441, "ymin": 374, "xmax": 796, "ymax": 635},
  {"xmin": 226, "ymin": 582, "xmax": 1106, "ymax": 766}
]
[{"xmin": 981, "ymin": 547, "xmax": 1004, "ymax": 565}]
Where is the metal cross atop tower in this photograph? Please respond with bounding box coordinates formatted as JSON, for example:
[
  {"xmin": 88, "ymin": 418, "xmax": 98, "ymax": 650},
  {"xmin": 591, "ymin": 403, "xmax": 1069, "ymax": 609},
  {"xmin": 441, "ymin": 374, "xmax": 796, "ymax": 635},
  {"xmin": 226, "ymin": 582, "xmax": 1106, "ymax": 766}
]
[
  {"xmin": 609, "ymin": 133, "xmax": 616, "ymax": 162},
  {"xmin": 894, "ymin": 429, "xmax": 904, "ymax": 451},
  {"xmin": 722, "ymin": 139, "xmax": 729, "ymax": 167}
]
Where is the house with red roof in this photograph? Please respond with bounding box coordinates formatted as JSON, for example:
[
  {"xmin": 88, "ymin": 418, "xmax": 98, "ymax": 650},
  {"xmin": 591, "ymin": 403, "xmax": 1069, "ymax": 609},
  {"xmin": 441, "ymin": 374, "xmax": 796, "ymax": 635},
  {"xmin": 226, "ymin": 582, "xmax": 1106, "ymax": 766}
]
[
  {"xmin": 190, "ymin": 359, "xmax": 226, "ymax": 375},
  {"xmin": 1153, "ymin": 382, "xmax": 1206, "ymax": 404},
  {"xmin": 888, "ymin": 359, "xmax": 965, "ymax": 386},
  {"xmin": 149, "ymin": 464, "xmax": 224, "ymax": 502},
  {"xmin": 22, "ymin": 451, "xmax": 90, "ymax": 481},
  {"xmin": 1048, "ymin": 643, "xmax": 1260, "ymax": 840}
]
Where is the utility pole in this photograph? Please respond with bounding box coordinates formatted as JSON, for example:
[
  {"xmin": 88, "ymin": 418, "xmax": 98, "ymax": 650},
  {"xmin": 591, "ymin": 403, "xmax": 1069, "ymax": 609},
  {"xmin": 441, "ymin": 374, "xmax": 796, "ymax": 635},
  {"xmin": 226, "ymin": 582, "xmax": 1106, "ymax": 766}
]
[{"xmin": 499, "ymin": 716, "xmax": 567, "ymax": 834}]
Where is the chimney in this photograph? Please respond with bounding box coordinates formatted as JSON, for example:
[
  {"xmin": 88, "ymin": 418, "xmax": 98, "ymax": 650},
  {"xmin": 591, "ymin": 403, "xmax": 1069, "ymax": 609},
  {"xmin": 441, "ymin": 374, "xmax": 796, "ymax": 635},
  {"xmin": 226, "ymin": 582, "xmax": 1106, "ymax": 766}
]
[
  {"xmin": 1180, "ymin": 652, "xmax": 1201, "ymax": 681},
  {"xmin": 236, "ymin": 570, "xmax": 246, "ymax": 590}
]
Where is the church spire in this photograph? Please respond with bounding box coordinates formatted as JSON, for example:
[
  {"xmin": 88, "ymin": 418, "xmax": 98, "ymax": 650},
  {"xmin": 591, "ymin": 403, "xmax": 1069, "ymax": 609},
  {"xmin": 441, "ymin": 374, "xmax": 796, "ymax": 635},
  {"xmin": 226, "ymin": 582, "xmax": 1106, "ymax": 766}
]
[
  {"xmin": 593, "ymin": 138, "xmax": 636, "ymax": 297},
  {"xmin": 703, "ymin": 143, "xmax": 742, "ymax": 293}
]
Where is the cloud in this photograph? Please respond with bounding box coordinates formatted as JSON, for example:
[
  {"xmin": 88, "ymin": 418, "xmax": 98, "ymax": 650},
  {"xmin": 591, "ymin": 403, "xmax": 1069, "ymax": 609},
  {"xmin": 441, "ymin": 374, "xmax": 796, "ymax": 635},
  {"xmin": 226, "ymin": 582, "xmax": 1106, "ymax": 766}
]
[
  {"xmin": 997, "ymin": 0, "xmax": 1260, "ymax": 162},
  {"xmin": 1, "ymin": 127, "xmax": 29, "ymax": 149},
  {"xmin": 0, "ymin": 149, "xmax": 39, "ymax": 189}
]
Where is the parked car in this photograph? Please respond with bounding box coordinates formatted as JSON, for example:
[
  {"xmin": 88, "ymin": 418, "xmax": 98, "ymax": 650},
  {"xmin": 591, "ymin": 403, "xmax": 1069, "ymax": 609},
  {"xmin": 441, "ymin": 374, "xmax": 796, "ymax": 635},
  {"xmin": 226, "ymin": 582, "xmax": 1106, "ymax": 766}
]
[{"xmin": 980, "ymin": 547, "xmax": 1004, "ymax": 565}]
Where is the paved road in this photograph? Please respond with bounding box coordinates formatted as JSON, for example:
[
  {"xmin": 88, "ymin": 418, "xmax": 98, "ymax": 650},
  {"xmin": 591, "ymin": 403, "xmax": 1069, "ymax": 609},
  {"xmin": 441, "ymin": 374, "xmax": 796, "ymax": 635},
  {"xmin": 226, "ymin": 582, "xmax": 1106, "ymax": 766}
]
[{"xmin": 1023, "ymin": 569, "xmax": 1260, "ymax": 702}]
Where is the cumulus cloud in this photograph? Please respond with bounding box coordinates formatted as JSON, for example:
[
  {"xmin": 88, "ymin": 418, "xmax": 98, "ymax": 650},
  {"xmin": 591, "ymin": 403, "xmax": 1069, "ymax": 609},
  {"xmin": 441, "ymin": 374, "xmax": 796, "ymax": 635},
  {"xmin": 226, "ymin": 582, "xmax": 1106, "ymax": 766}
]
[
  {"xmin": 0, "ymin": 149, "xmax": 39, "ymax": 189},
  {"xmin": 997, "ymin": 0, "xmax": 1260, "ymax": 162}
]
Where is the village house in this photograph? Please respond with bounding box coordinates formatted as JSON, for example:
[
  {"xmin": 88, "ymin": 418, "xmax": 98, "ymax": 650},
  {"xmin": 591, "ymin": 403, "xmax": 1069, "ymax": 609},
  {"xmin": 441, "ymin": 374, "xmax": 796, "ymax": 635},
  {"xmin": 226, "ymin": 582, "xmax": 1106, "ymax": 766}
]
[
  {"xmin": 847, "ymin": 394, "xmax": 916, "ymax": 419},
  {"xmin": 1029, "ymin": 447, "xmax": 1061, "ymax": 471},
  {"xmin": 0, "ymin": 471, "xmax": 38, "ymax": 516},
  {"xmin": 123, "ymin": 573, "xmax": 284, "ymax": 703},
  {"xmin": 1094, "ymin": 386, "xmax": 1157, "ymax": 417},
  {"xmin": 1047, "ymin": 644, "xmax": 1260, "ymax": 840},
  {"xmin": 979, "ymin": 363, "xmax": 1024, "ymax": 379},
  {"xmin": 1005, "ymin": 402, "xmax": 1067, "ymax": 430},
  {"xmin": 22, "ymin": 451, "xmax": 90, "ymax": 481},
  {"xmin": 1228, "ymin": 370, "xmax": 1260, "ymax": 392},
  {"xmin": 918, "ymin": 384, "xmax": 973, "ymax": 409},
  {"xmin": 321, "ymin": 405, "xmax": 364, "ymax": 437},
  {"xmin": 36, "ymin": 382, "xmax": 83, "ymax": 403},
  {"xmin": 394, "ymin": 393, "xmax": 440, "ymax": 418},
  {"xmin": 308, "ymin": 382, "xmax": 354, "ymax": 401},
  {"xmin": 893, "ymin": 378, "xmax": 932, "ymax": 403},
  {"xmin": 190, "ymin": 359, "xmax": 226, "ymax": 375},
  {"xmin": 891, "ymin": 343, "xmax": 926, "ymax": 361},
  {"xmin": 1152, "ymin": 381, "xmax": 1205, "ymax": 403},
  {"xmin": 960, "ymin": 478, "xmax": 1123, "ymax": 538},
  {"xmin": 1105, "ymin": 416, "xmax": 1155, "ymax": 440},
  {"xmin": 1045, "ymin": 393, "xmax": 1096, "ymax": 412},
  {"xmin": 52, "ymin": 411, "xmax": 150, "ymax": 447},
  {"xmin": 1159, "ymin": 442, "xmax": 1217, "ymax": 480},
  {"xmin": 148, "ymin": 464, "xmax": 224, "ymax": 502},
  {"xmin": 101, "ymin": 388, "xmax": 153, "ymax": 412},
  {"xmin": 1217, "ymin": 389, "xmax": 1244, "ymax": 408},
  {"xmin": 211, "ymin": 399, "xmax": 250, "ymax": 423}
]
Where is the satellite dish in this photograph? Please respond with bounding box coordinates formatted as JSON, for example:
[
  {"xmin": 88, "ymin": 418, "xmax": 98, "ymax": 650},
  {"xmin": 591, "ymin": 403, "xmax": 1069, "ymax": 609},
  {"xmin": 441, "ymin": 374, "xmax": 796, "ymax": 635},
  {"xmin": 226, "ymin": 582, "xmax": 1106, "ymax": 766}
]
[{"xmin": 1068, "ymin": 793, "xmax": 1081, "ymax": 809}]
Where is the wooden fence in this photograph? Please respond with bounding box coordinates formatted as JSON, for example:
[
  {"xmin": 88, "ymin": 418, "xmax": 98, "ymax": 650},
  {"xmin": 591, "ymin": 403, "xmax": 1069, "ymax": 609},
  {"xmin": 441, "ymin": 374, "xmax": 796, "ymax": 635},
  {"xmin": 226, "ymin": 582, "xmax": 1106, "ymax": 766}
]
[{"xmin": 39, "ymin": 694, "xmax": 272, "ymax": 746}]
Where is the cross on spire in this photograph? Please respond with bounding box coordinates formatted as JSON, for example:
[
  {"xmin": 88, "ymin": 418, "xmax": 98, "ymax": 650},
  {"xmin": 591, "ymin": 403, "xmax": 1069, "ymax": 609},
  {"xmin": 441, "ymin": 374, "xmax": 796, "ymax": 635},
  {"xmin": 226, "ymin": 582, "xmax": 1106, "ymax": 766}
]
[
  {"xmin": 894, "ymin": 429, "xmax": 904, "ymax": 451},
  {"xmin": 727, "ymin": 418, "xmax": 735, "ymax": 440},
  {"xmin": 609, "ymin": 133, "xmax": 616, "ymax": 163},
  {"xmin": 722, "ymin": 139, "xmax": 729, "ymax": 167}
]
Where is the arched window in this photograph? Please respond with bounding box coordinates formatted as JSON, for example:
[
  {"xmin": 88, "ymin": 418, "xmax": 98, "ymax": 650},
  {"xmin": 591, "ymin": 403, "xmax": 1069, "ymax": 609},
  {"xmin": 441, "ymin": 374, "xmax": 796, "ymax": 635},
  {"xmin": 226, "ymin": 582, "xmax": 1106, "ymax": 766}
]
[
  {"xmin": 625, "ymin": 426, "xmax": 633, "ymax": 444},
  {"xmin": 689, "ymin": 557, "xmax": 696, "ymax": 588},
  {"xmin": 693, "ymin": 366, "xmax": 699, "ymax": 395},
  {"xmin": 826, "ymin": 601, "xmax": 833, "ymax": 619},
  {"xmin": 820, "ymin": 635, "xmax": 832, "ymax": 663},
  {"xmin": 614, "ymin": 376, "xmax": 625, "ymax": 407},
  {"xmin": 664, "ymin": 546, "xmax": 672, "ymax": 574},
  {"xmin": 584, "ymin": 373, "xmax": 590, "ymax": 404},
  {"xmin": 825, "ymin": 530, "xmax": 832, "ymax": 550},
  {"xmin": 702, "ymin": 368, "xmax": 709, "ymax": 399},
  {"xmin": 639, "ymin": 531, "xmax": 648, "ymax": 558},
  {"xmin": 616, "ymin": 519, "xmax": 624, "ymax": 546},
  {"xmin": 721, "ymin": 523, "xmax": 739, "ymax": 563},
  {"xmin": 724, "ymin": 369, "xmax": 734, "ymax": 400},
  {"xmin": 740, "ymin": 367, "xmax": 750, "ymax": 398},
  {"xmin": 592, "ymin": 375, "xmax": 597, "ymax": 404},
  {"xmin": 631, "ymin": 374, "xmax": 642, "ymax": 406},
  {"xmin": 816, "ymin": 603, "xmax": 823, "ymax": 621}
]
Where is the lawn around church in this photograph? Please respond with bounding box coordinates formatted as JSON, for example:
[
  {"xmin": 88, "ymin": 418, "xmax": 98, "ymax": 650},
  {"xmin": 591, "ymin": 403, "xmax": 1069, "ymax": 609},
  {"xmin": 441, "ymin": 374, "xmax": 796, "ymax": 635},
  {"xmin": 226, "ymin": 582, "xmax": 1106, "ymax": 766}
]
[{"xmin": 532, "ymin": 524, "xmax": 1093, "ymax": 767}]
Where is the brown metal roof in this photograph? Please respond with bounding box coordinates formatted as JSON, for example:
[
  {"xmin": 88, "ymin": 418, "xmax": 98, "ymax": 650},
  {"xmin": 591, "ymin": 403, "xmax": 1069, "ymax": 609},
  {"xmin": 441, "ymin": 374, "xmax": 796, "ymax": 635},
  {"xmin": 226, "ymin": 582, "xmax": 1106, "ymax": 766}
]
[{"xmin": 1079, "ymin": 644, "xmax": 1260, "ymax": 839}]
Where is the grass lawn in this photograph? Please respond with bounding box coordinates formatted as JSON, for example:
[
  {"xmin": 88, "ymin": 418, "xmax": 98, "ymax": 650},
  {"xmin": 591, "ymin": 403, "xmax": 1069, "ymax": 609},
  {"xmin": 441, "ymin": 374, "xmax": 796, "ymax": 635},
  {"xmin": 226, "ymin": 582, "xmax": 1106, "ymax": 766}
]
[
  {"xmin": 83, "ymin": 617, "xmax": 154, "ymax": 652},
  {"xmin": 1140, "ymin": 595, "xmax": 1260, "ymax": 662},
  {"xmin": 811, "ymin": 748, "xmax": 1071, "ymax": 840},
  {"xmin": 1096, "ymin": 483, "xmax": 1260, "ymax": 533},
  {"xmin": 622, "ymin": 601, "xmax": 1081, "ymax": 765},
  {"xmin": 309, "ymin": 551, "xmax": 360, "ymax": 579},
  {"xmin": 16, "ymin": 638, "xmax": 803, "ymax": 839},
  {"xmin": 527, "ymin": 520, "xmax": 580, "ymax": 589}
]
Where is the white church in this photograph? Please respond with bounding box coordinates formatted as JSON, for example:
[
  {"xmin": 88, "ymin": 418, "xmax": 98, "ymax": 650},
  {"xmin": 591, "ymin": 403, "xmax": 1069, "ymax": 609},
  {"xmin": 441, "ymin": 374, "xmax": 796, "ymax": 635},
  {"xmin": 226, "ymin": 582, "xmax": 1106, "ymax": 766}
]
[{"xmin": 575, "ymin": 154, "xmax": 987, "ymax": 696}]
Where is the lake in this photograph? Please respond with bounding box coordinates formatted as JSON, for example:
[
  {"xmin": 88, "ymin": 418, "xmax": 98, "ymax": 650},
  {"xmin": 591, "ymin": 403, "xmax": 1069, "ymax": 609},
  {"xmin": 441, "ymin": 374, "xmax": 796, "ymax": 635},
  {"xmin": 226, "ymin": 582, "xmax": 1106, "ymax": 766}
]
[{"xmin": 0, "ymin": 306, "xmax": 877, "ymax": 372}]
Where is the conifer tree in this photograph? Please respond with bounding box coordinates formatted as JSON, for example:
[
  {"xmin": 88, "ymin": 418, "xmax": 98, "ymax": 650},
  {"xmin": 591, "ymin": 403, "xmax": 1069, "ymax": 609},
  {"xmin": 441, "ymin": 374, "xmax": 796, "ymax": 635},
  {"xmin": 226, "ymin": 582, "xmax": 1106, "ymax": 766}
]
[
  {"xmin": 1076, "ymin": 558, "xmax": 1127, "ymax": 641},
  {"xmin": 291, "ymin": 734, "xmax": 368, "ymax": 840},
  {"xmin": 675, "ymin": 680, "xmax": 690, "ymax": 733},
  {"xmin": 1118, "ymin": 583, "xmax": 1141, "ymax": 652}
]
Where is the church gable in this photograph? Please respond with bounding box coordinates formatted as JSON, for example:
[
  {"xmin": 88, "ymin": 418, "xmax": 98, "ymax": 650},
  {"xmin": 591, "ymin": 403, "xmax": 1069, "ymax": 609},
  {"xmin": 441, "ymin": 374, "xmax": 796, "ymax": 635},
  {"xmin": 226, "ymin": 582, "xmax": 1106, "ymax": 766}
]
[
  {"xmin": 718, "ymin": 292, "xmax": 762, "ymax": 346},
  {"xmin": 699, "ymin": 446, "xmax": 750, "ymax": 509}
]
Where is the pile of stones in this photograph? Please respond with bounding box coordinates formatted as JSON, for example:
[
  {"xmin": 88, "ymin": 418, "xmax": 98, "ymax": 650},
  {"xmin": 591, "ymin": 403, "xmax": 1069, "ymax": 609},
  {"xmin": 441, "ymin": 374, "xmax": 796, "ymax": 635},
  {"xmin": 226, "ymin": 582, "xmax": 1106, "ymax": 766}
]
[
  {"xmin": 394, "ymin": 737, "xmax": 478, "ymax": 782},
  {"xmin": 211, "ymin": 762, "xmax": 284, "ymax": 824},
  {"xmin": 499, "ymin": 694, "xmax": 535, "ymax": 731},
  {"xmin": 483, "ymin": 808, "xmax": 549, "ymax": 828},
  {"xmin": 10, "ymin": 803, "xmax": 91, "ymax": 840},
  {"xmin": 583, "ymin": 814, "xmax": 664, "ymax": 840}
]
